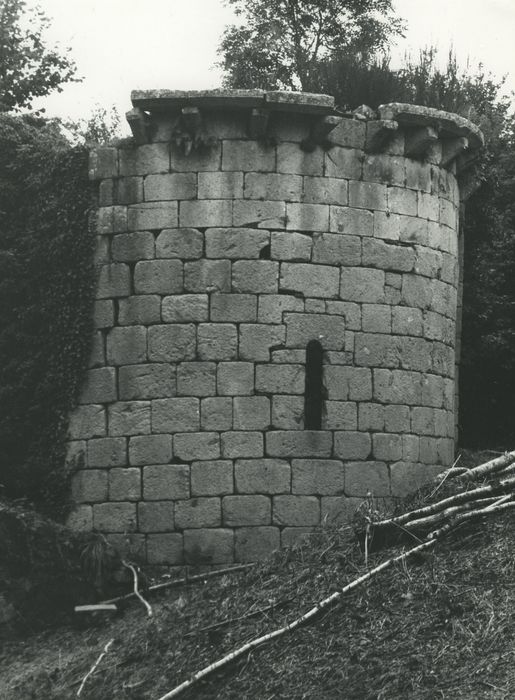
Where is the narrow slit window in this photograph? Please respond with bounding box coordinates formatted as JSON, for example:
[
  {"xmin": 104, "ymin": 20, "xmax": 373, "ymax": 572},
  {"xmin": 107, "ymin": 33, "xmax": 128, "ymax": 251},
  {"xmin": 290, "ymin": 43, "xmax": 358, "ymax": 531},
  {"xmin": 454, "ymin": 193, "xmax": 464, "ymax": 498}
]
[{"xmin": 304, "ymin": 339, "xmax": 324, "ymax": 430}]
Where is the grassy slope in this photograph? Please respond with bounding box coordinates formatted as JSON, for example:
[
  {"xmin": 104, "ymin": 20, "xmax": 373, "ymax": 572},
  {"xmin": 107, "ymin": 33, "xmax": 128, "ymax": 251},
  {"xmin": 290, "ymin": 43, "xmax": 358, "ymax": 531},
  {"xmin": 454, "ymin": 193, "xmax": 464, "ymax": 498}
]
[{"xmin": 3, "ymin": 450, "xmax": 515, "ymax": 700}]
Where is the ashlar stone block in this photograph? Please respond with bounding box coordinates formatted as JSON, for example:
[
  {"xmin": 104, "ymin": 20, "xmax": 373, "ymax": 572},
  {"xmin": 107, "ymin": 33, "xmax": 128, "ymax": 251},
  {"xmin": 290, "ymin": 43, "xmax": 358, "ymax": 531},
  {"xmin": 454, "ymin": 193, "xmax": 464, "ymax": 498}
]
[
  {"xmin": 221, "ymin": 432, "xmax": 264, "ymax": 459},
  {"xmin": 273, "ymin": 495, "xmax": 320, "ymax": 526},
  {"xmin": 138, "ymin": 501, "xmax": 174, "ymax": 532},
  {"xmin": 156, "ymin": 228, "xmax": 203, "ymax": 259},
  {"xmin": 206, "ymin": 228, "xmax": 269, "ymax": 259},
  {"xmin": 134, "ymin": 259, "xmax": 183, "ymax": 294},
  {"xmin": 148, "ymin": 324, "xmax": 196, "ymax": 362},
  {"xmin": 217, "ymin": 362, "xmax": 254, "ymax": 396},
  {"xmin": 235, "ymin": 527, "xmax": 279, "ymax": 562},
  {"xmin": 191, "ymin": 461, "xmax": 233, "ymax": 496},
  {"xmin": 108, "ymin": 401, "xmax": 151, "ymax": 436},
  {"xmin": 177, "ymin": 362, "xmax": 217, "ymax": 397},
  {"xmin": 235, "ymin": 459, "xmax": 290, "ymax": 494},
  {"xmin": 151, "ymin": 397, "xmax": 200, "ymax": 433},
  {"xmin": 109, "ymin": 468, "xmax": 141, "ymax": 501},
  {"xmin": 184, "ymin": 528, "xmax": 234, "ymax": 565},
  {"xmin": 292, "ymin": 459, "xmax": 344, "ymax": 495},
  {"xmin": 233, "ymin": 396, "xmax": 271, "ymax": 430},
  {"xmin": 280, "ymin": 262, "xmax": 339, "ymax": 298},
  {"xmin": 119, "ymin": 363, "xmax": 176, "ymax": 400},
  {"xmin": 143, "ymin": 464, "xmax": 190, "ymax": 500},
  {"xmin": 232, "ymin": 260, "xmax": 279, "ymax": 293},
  {"xmin": 223, "ymin": 495, "xmax": 271, "ymax": 526},
  {"xmin": 201, "ymin": 397, "xmax": 233, "ymax": 430},
  {"xmin": 174, "ymin": 432, "xmax": 220, "ymax": 461},
  {"xmin": 129, "ymin": 434, "xmax": 172, "ymax": 466},
  {"xmin": 198, "ymin": 323, "xmax": 238, "ymax": 361},
  {"xmin": 175, "ymin": 498, "xmax": 222, "ymax": 529}
]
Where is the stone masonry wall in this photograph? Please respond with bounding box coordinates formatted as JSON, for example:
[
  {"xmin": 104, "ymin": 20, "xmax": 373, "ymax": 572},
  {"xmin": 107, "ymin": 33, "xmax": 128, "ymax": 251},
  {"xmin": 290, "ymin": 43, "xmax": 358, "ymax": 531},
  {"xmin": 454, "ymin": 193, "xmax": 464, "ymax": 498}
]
[{"xmin": 66, "ymin": 91, "xmax": 482, "ymax": 566}]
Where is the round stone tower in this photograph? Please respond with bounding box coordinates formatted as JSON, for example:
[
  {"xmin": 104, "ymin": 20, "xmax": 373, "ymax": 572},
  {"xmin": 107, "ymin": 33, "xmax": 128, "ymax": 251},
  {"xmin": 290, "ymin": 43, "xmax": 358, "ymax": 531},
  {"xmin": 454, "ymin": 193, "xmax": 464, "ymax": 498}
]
[{"xmin": 67, "ymin": 90, "xmax": 483, "ymax": 565}]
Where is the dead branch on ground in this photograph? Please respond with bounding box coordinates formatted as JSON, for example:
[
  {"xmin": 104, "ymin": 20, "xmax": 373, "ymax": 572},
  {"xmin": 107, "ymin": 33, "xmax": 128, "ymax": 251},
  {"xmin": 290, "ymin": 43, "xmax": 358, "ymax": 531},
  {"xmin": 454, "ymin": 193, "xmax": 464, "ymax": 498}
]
[{"xmin": 76, "ymin": 638, "xmax": 114, "ymax": 696}]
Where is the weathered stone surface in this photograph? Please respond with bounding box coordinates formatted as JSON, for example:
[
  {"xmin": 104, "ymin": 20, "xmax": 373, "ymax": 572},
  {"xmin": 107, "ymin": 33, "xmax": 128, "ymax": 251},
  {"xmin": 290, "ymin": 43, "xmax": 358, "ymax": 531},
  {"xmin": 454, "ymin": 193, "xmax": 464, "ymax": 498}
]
[
  {"xmin": 119, "ymin": 295, "xmax": 161, "ymax": 325},
  {"xmin": 72, "ymin": 470, "xmax": 108, "ymax": 502},
  {"xmin": 174, "ymin": 432, "xmax": 220, "ymax": 461},
  {"xmin": 134, "ymin": 259, "xmax": 183, "ymax": 294},
  {"xmin": 312, "ymin": 233, "xmax": 361, "ymax": 266},
  {"xmin": 223, "ymin": 140, "xmax": 275, "ymax": 172},
  {"xmin": 143, "ymin": 464, "xmax": 190, "ymax": 500},
  {"xmin": 233, "ymin": 260, "xmax": 279, "ymax": 293},
  {"xmin": 162, "ymin": 294, "xmax": 208, "ymax": 322},
  {"xmin": 93, "ymin": 502, "xmax": 136, "ymax": 532},
  {"xmin": 148, "ymin": 324, "xmax": 196, "ymax": 362},
  {"xmin": 271, "ymin": 395, "xmax": 304, "ymax": 430},
  {"xmin": 273, "ymin": 495, "xmax": 320, "ymax": 526},
  {"xmin": 177, "ymin": 362, "xmax": 216, "ymax": 396},
  {"xmin": 184, "ymin": 260, "xmax": 231, "ymax": 293},
  {"xmin": 144, "ymin": 173, "xmax": 196, "ymax": 201},
  {"xmin": 191, "ymin": 461, "xmax": 233, "ymax": 496},
  {"xmin": 198, "ymin": 323, "xmax": 238, "ymax": 361},
  {"xmin": 344, "ymin": 461, "xmax": 390, "ymax": 497},
  {"xmin": 175, "ymin": 498, "xmax": 221, "ymax": 529},
  {"xmin": 234, "ymin": 527, "xmax": 279, "ymax": 562},
  {"xmin": 244, "ymin": 172, "xmax": 302, "ymax": 201},
  {"xmin": 156, "ymin": 228, "xmax": 203, "ymax": 259},
  {"xmin": 280, "ymin": 262, "xmax": 339, "ymax": 298},
  {"xmin": 108, "ymin": 401, "xmax": 151, "ymax": 436},
  {"xmin": 270, "ymin": 232, "xmax": 312, "ymax": 262},
  {"xmin": 304, "ymin": 176, "xmax": 348, "ymax": 205},
  {"xmin": 266, "ymin": 431, "xmax": 332, "ymax": 458},
  {"xmin": 106, "ymin": 326, "xmax": 147, "ymax": 365},
  {"xmin": 349, "ymin": 180, "xmax": 387, "ymax": 211},
  {"xmin": 201, "ymin": 397, "xmax": 233, "ymax": 430},
  {"xmin": 321, "ymin": 496, "xmax": 363, "ymax": 525},
  {"xmin": 68, "ymin": 405, "xmax": 106, "ymax": 440},
  {"xmin": 198, "ymin": 172, "xmax": 243, "ymax": 199},
  {"xmin": 334, "ymin": 431, "xmax": 371, "ymax": 460},
  {"xmin": 361, "ymin": 304, "xmax": 392, "ymax": 334},
  {"xmin": 284, "ymin": 312, "xmax": 345, "ymax": 350},
  {"xmin": 277, "ymin": 143, "xmax": 323, "ymax": 176},
  {"xmin": 217, "ymin": 362, "xmax": 254, "ymax": 396},
  {"xmin": 129, "ymin": 434, "xmax": 172, "ymax": 466},
  {"xmin": 372, "ymin": 433, "xmax": 403, "ymax": 461},
  {"xmin": 221, "ymin": 432, "xmax": 264, "ymax": 458},
  {"xmin": 128, "ymin": 202, "xmax": 178, "ymax": 230},
  {"xmin": 151, "ymin": 397, "xmax": 200, "ymax": 433},
  {"xmin": 119, "ymin": 143, "xmax": 169, "ymax": 176},
  {"xmin": 362, "ymin": 238, "xmax": 416, "ymax": 273},
  {"xmin": 233, "ymin": 200, "xmax": 286, "ymax": 229},
  {"xmin": 292, "ymin": 459, "xmax": 344, "ymax": 495},
  {"xmin": 119, "ymin": 364, "xmax": 176, "ymax": 400},
  {"xmin": 329, "ymin": 206, "xmax": 373, "ymax": 236},
  {"xmin": 97, "ymin": 264, "xmax": 130, "ymax": 299},
  {"xmin": 138, "ymin": 501, "xmax": 174, "ymax": 532},
  {"xmin": 255, "ymin": 364, "xmax": 304, "ymax": 394},
  {"xmin": 184, "ymin": 529, "xmax": 234, "ymax": 565},
  {"xmin": 179, "ymin": 200, "xmax": 233, "ymax": 228},
  {"xmin": 340, "ymin": 268, "xmax": 385, "ymax": 303},
  {"xmin": 223, "ymin": 495, "xmax": 271, "ymax": 526},
  {"xmin": 233, "ymin": 396, "xmax": 271, "ymax": 430},
  {"xmin": 239, "ymin": 324, "xmax": 286, "ymax": 361},
  {"xmin": 88, "ymin": 437, "xmax": 127, "ymax": 467},
  {"xmin": 206, "ymin": 228, "xmax": 269, "ymax": 259},
  {"xmin": 286, "ymin": 203, "xmax": 329, "ymax": 232},
  {"xmin": 109, "ymin": 468, "xmax": 141, "ymax": 501},
  {"xmin": 235, "ymin": 459, "xmax": 290, "ymax": 494},
  {"xmin": 112, "ymin": 231, "xmax": 154, "ymax": 261},
  {"xmin": 323, "ymin": 366, "xmax": 372, "ymax": 401},
  {"xmin": 322, "ymin": 401, "xmax": 357, "ymax": 430},
  {"xmin": 324, "ymin": 147, "xmax": 362, "ymax": 180},
  {"xmin": 147, "ymin": 533, "xmax": 184, "ymax": 565}
]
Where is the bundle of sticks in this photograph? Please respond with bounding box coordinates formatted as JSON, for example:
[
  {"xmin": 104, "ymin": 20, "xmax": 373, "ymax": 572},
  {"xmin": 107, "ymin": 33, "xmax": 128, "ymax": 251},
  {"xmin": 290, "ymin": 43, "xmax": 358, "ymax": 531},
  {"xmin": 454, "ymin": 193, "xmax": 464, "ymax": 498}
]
[{"xmin": 364, "ymin": 450, "xmax": 515, "ymax": 550}]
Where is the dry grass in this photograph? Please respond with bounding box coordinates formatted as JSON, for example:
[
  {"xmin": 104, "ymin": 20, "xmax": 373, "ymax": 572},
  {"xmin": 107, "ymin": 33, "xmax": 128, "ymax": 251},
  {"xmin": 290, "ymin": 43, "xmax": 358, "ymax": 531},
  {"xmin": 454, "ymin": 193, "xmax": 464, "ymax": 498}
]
[{"xmin": 3, "ymin": 449, "xmax": 515, "ymax": 699}]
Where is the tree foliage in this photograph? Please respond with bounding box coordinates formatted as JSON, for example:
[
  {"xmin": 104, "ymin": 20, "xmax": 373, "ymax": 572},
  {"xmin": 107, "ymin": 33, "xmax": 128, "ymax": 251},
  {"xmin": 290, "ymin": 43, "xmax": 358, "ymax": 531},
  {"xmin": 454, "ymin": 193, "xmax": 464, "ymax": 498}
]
[
  {"xmin": 219, "ymin": 0, "xmax": 404, "ymax": 90},
  {"xmin": 0, "ymin": 0, "xmax": 77, "ymax": 112},
  {"xmin": 0, "ymin": 115, "xmax": 95, "ymax": 513}
]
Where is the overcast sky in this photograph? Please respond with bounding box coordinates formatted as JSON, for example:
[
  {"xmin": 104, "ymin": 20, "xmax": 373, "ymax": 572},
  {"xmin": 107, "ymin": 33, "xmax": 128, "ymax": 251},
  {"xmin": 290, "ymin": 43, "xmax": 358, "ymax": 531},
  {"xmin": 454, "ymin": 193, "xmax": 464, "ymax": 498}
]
[{"xmin": 29, "ymin": 0, "xmax": 515, "ymax": 130}]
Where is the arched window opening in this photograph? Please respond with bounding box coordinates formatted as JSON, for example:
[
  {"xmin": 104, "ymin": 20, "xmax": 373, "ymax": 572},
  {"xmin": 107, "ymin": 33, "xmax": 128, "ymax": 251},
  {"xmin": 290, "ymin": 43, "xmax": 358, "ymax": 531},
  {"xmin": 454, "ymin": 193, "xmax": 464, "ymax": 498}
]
[{"xmin": 305, "ymin": 339, "xmax": 324, "ymax": 430}]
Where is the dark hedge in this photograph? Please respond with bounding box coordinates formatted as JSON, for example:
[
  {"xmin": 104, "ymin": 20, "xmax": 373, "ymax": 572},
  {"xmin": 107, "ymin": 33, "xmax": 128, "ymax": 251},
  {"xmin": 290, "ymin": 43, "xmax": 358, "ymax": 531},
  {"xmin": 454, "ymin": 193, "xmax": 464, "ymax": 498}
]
[{"xmin": 0, "ymin": 114, "xmax": 96, "ymax": 516}]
